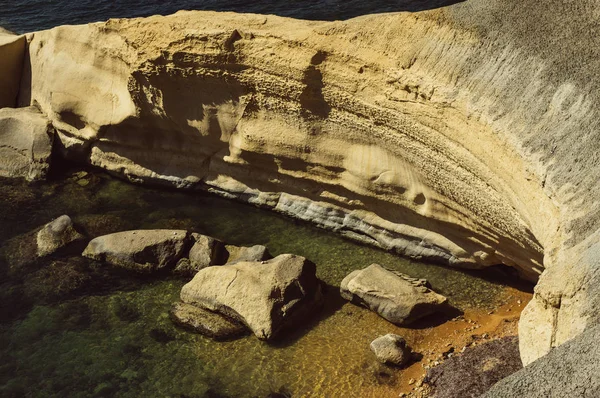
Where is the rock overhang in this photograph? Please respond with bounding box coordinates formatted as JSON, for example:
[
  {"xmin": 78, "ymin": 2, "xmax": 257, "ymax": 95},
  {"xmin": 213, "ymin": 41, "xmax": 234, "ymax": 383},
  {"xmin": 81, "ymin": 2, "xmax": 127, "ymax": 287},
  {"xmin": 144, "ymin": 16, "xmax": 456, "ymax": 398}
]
[{"xmin": 2, "ymin": 0, "xmax": 600, "ymax": 372}]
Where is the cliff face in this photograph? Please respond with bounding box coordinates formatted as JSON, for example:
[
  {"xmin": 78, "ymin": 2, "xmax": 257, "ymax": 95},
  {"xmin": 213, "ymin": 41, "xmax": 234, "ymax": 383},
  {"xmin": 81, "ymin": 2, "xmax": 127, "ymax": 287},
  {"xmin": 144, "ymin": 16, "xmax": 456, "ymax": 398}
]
[{"xmin": 5, "ymin": 0, "xmax": 600, "ymax": 366}]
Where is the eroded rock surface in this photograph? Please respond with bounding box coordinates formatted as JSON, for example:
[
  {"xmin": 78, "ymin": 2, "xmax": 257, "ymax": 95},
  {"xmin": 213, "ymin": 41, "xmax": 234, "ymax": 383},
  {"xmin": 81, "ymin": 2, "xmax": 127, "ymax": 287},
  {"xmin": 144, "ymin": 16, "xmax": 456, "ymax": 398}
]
[
  {"xmin": 82, "ymin": 230, "xmax": 191, "ymax": 272},
  {"xmin": 0, "ymin": 29, "xmax": 24, "ymax": 107},
  {"xmin": 370, "ymin": 334, "xmax": 411, "ymax": 367},
  {"xmin": 180, "ymin": 254, "xmax": 323, "ymax": 340},
  {"xmin": 0, "ymin": 106, "xmax": 53, "ymax": 181},
  {"xmin": 14, "ymin": 11, "xmax": 553, "ymax": 283},
  {"xmin": 8, "ymin": 0, "xmax": 600, "ymax": 370},
  {"xmin": 341, "ymin": 264, "xmax": 447, "ymax": 325}
]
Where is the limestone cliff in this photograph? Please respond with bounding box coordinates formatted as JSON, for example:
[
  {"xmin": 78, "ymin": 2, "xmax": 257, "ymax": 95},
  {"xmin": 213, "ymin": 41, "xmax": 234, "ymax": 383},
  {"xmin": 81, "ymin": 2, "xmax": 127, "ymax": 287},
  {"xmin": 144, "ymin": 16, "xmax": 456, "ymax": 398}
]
[{"xmin": 4, "ymin": 0, "xmax": 600, "ymax": 368}]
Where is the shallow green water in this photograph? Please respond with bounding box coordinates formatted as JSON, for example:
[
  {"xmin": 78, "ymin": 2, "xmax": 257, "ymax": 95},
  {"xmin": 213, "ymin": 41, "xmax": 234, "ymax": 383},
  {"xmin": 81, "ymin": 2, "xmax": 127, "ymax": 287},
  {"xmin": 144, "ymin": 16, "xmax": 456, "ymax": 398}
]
[{"xmin": 0, "ymin": 169, "xmax": 524, "ymax": 397}]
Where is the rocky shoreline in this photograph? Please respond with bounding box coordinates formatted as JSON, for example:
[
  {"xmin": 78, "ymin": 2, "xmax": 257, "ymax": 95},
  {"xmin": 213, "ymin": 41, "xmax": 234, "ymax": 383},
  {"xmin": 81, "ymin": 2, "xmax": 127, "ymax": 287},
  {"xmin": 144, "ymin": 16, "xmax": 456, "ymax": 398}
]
[
  {"xmin": 0, "ymin": 169, "xmax": 529, "ymax": 397},
  {"xmin": 3, "ymin": 0, "xmax": 600, "ymax": 395}
]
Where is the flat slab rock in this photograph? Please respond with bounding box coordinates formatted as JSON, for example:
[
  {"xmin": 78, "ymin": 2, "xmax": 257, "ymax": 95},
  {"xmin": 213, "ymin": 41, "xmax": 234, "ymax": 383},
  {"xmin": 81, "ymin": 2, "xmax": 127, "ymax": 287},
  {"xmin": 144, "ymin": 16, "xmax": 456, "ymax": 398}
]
[
  {"xmin": 169, "ymin": 302, "xmax": 247, "ymax": 340},
  {"xmin": 180, "ymin": 254, "xmax": 323, "ymax": 341},
  {"xmin": 83, "ymin": 229, "xmax": 191, "ymax": 272},
  {"xmin": 341, "ymin": 263, "xmax": 447, "ymax": 325}
]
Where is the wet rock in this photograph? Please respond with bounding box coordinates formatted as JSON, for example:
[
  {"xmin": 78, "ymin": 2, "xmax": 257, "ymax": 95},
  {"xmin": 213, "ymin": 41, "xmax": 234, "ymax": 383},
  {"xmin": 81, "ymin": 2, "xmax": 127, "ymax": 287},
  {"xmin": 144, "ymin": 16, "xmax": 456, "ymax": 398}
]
[
  {"xmin": 2, "ymin": 215, "xmax": 85, "ymax": 275},
  {"xmin": 173, "ymin": 233, "xmax": 226, "ymax": 276},
  {"xmin": 37, "ymin": 215, "xmax": 85, "ymax": 257},
  {"xmin": 82, "ymin": 230, "xmax": 191, "ymax": 272},
  {"xmin": 340, "ymin": 264, "xmax": 447, "ymax": 325},
  {"xmin": 370, "ymin": 334, "xmax": 411, "ymax": 367},
  {"xmin": 180, "ymin": 254, "xmax": 323, "ymax": 341},
  {"xmin": 0, "ymin": 106, "xmax": 54, "ymax": 181},
  {"xmin": 225, "ymin": 244, "xmax": 271, "ymax": 265},
  {"xmin": 169, "ymin": 302, "xmax": 248, "ymax": 340},
  {"xmin": 425, "ymin": 336, "xmax": 522, "ymax": 398}
]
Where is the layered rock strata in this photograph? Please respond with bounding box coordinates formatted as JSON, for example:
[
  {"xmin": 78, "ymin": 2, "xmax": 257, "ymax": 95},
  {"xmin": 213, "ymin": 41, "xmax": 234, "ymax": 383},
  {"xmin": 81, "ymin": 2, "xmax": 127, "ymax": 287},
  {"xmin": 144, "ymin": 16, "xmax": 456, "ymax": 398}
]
[{"xmin": 2, "ymin": 0, "xmax": 600, "ymax": 370}]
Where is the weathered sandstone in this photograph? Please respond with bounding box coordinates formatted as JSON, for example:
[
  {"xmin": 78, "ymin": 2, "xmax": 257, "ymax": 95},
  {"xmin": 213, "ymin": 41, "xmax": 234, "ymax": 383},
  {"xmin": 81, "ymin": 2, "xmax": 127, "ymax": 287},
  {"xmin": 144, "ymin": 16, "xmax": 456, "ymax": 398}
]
[
  {"xmin": 173, "ymin": 233, "xmax": 225, "ymax": 275},
  {"xmin": 5, "ymin": 0, "xmax": 600, "ymax": 372},
  {"xmin": 180, "ymin": 254, "xmax": 323, "ymax": 340},
  {"xmin": 0, "ymin": 29, "xmax": 25, "ymax": 108},
  {"xmin": 82, "ymin": 230, "xmax": 191, "ymax": 272},
  {"xmin": 341, "ymin": 264, "xmax": 447, "ymax": 325},
  {"xmin": 0, "ymin": 106, "xmax": 53, "ymax": 181}
]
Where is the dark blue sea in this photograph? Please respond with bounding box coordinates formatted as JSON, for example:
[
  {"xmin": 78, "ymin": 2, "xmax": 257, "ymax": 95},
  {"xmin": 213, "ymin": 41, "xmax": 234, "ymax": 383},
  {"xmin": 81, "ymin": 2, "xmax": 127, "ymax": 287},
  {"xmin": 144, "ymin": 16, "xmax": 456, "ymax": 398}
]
[{"xmin": 0, "ymin": 0, "xmax": 460, "ymax": 34}]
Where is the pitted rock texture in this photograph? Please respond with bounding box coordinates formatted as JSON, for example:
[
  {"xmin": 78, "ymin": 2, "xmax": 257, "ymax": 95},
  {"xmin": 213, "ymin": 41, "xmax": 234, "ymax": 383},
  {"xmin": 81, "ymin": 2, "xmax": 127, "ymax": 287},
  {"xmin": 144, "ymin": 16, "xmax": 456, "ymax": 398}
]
[
  {"xmin": 8, "ymin": 0, "xmax": 600, "ymax": 368},
  {"xmin": 341, "ymin": 264, "xmax": 448, "ymax": 325},
  {"xmin": 15, "ymin": 11, "xmax": 553, "ymax": 284}
]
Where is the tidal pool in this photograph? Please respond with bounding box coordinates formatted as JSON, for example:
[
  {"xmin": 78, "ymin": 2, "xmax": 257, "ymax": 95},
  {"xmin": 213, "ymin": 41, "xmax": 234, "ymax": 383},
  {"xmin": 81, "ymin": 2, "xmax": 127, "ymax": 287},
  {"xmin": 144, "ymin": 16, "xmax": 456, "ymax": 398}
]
[{"xmin": 0, "ymin": 168, "xmax": 529, "ymax": 397}]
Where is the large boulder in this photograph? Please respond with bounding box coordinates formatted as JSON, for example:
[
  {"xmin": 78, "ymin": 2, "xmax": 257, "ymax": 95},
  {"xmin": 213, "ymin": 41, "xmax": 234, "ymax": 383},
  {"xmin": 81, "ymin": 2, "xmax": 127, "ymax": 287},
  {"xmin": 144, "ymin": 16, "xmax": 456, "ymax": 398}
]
[
  {"xmin": 341, "ymin": 264, "xmax": 447, "ymax": 325},
  {"xmin": 370, "ymin": 334, "xmax": 412, "ymax": 367},
  {"xmin": 180, "ymin": 254, "xmax": 323, "ymax": 341},
  {"xmin": 169, "ymin": 302, "xmax": 248, "ymax": 340},
  {"xmin": 0, "ymin": 107, "xmax": 54, "ymax": 181},
  {"xmin": 0, "ymin": 29, "xmax": 25, "ymax": 108},
  {"xmin": 82, "ymin": 230, "xmax": 191, "ymax": 272}
]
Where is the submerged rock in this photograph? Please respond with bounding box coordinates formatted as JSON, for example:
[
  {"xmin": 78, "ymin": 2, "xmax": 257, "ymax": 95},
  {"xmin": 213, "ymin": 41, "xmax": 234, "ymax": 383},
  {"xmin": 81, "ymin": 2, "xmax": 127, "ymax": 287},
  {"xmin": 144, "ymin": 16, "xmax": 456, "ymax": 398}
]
[
  {"xmin": 180, "ymin": 254, "xmax": 323, "ymax": 341},
  {"xmin": 37, "ymin": 215, "xmax": 85, "ymax": 257},
  {"xmin": 3, "ymin": 215, "xmax": 85, "ymax": 274},
  {"xmin": 82, "ymin": 230, "xmax": 191, "ymax": 272},
  {"xmin": 370, "ymin": 334, "xmax": 412, "ymax": 367},
  {"xmin": 224, "ymin": 244, "xmax": 272, "ymax": 265},
  {"xmin": 340, "ymin": 264, "xmax": 447, "ymax": 325},
  {"xmin": 173, "ymin": 233, "xmax": 226, "ymax": 276},
  {"xmin": 169, "ymin": 302, "xmax": 248, "ymax": 340},
  {"xmin": 0, "ymin": 106, "xmax": 54, "ymax": 181}
]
